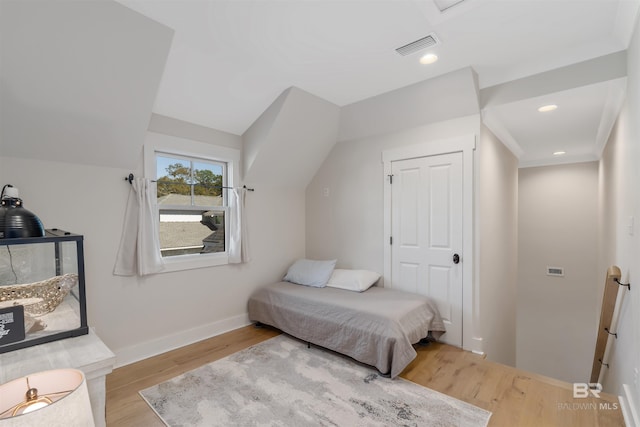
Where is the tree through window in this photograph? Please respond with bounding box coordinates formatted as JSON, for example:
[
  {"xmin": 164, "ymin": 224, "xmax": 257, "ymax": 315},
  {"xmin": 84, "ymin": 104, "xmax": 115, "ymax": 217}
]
[{"xmin": 155, "ymin": 153, "xmax": 227, "ymax": 257}]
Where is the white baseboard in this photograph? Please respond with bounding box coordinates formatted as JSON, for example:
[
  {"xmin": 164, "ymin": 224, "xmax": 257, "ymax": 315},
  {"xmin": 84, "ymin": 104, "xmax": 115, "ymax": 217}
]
[
  {"xmin": 620, "ymin": 384, "xmax": 639, "ymax": 427},
  {"xmin": 113, "ymin": 313, "xmax": 251, "ymax": 368},
  {"xmin": 466, "ymin": 336, "xmax": 484, "ymax": 356}
]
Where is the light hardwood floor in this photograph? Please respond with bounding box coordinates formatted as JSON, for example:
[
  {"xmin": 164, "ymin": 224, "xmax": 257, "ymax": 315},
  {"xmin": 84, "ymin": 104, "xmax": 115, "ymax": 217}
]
[{"xmin": 106, "ymin": 325, "xmax": 624, "ymax": 426}]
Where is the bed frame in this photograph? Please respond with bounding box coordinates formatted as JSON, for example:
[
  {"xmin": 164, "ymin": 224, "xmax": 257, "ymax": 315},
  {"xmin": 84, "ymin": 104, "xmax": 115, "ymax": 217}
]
[{"xmin": 248, "ymin": 281, "xmax": 445, "ymax": 378}]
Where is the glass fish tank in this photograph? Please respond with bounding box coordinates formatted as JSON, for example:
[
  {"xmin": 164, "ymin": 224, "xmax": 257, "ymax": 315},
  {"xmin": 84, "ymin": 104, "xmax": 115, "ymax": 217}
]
[{"xmin": 0, "ymin": 229, "xmax": 88, "ymax": 353}]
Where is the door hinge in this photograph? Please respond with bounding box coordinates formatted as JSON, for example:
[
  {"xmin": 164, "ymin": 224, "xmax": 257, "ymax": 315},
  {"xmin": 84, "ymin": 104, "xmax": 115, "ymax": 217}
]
[
  {"xmin": 388, "ymin": 174, "xmax": 394, "ymax": 184},
  {"xmin": 390, "ymin": 236, "xmax": 393, "ymax": 245}
]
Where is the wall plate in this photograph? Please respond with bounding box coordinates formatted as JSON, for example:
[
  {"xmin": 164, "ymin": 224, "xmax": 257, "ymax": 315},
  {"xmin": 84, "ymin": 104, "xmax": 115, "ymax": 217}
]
[{"xmin": 547, "ymin": 266, "xmax": 564, "ymax": 277}]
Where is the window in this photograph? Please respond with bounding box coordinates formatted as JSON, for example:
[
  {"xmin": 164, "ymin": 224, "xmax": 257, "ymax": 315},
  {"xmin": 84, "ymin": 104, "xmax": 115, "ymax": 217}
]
[
  {"xmin": 144, "ymin": 132, "xmax": 240, "ymax": 272},
  {"xmin": 156, "ymin": 153, "xmax": 227, "ymax": 258}
]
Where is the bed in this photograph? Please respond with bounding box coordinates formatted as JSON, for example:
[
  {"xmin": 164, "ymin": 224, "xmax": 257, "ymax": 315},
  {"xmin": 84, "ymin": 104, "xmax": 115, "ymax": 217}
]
[{"xmin": 247, "ymin": 281, "xmax": 446, "ymax": 378}]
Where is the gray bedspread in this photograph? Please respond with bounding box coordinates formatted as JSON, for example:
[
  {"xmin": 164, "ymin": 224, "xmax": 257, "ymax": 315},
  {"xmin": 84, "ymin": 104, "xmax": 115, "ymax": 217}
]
[{"xmin": 247, "ymin": 281, "xmax": 446, "ymax": 378}]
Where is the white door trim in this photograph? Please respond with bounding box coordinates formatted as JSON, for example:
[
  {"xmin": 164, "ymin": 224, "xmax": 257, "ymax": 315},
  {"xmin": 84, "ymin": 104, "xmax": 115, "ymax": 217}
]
[{"xmin": 382, "ymin": 134, "xmax": 481, "ymax": 353}]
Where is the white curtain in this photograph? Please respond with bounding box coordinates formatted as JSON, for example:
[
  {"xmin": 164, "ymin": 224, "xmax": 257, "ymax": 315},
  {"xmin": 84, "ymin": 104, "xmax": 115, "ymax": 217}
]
[
  {"xmin": 113, "ymin": 177, "xmax": 165, "ymax": 276},
  {"xmin": 228, "ymin": 187, "xmax": 250, "ymax": 264}
]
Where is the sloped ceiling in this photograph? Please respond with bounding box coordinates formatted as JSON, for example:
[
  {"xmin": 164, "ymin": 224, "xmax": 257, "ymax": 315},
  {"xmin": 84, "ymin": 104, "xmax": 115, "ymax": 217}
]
[
  {"xmin": 243, "ymin": 87, "xmax": 340, "ymax": 188},
  {"xmin": 0, "ymin": 0, "xmax": 173, "ymax": 170},
  {"xmin": 243, "ymin": 68, "xmax": 478, "ymax": 188},
  {"xmin": 114, "ymin": 0, "xmax": 639, "ymax": 168},
  {"xmin": 339, "ymin": 67, "xmax": 479, "ymax": 142},
  {"xmin": 2, "ymin": 0, "xmax": 639, "ymax": 171}
]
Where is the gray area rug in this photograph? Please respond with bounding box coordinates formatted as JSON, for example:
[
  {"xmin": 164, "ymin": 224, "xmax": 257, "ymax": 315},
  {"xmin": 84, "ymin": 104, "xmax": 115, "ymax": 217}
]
[{"xmin": 139, "ymin": 335, "xmax": 491, "ymax": 427}]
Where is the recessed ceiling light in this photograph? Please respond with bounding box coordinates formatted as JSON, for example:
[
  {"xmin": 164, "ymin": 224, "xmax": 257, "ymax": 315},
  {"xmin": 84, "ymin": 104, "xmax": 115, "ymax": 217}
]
[
  {"xmin": 419, "ymin": 53, "xmax": 438, "ymax": 65},
  {"xmin": 553, "ymin": 151, "xmax": 566, "ymax": 156},
  {"xmin": 538, "ymin": 104, "xmax": 558, "ymax": 113}
]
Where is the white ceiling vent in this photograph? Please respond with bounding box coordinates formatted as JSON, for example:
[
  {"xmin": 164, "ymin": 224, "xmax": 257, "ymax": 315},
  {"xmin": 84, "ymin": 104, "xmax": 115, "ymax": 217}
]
[{"xmin": 395, "ymin": 34, "xmax": 439, "ymax": 56}]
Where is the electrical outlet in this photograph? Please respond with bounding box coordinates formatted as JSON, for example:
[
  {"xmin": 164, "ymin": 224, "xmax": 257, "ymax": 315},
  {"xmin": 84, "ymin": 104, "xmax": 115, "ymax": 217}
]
[{"xmin": 323, "ymin": 187, "xmax": 330, "ymax": 197}]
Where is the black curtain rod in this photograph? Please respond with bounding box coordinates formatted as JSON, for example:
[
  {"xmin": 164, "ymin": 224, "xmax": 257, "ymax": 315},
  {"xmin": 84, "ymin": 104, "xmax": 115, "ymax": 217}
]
[{"xmin": 124, "ymin": 173, "xmax": 254, "ymax": 191}]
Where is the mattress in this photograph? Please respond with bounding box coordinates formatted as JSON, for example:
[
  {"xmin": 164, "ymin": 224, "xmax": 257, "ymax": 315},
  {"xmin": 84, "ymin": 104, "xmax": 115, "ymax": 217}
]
[{"xmin": 247, "ymin": 281, "xmax": 446, "ymax": 378}]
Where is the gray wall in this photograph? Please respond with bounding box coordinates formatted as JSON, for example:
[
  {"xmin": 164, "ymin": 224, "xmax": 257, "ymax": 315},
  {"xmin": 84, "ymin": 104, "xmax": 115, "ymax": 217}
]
[
  {"xmin": 477, "ymin": 125, "xmax": 518, "ymax": 366},
  {"xmin": 0, "ymin": 116, "xmax": 307, "ymax": 366},
  {"xmin": 598, "ymin": 9, "xmax": 640, "ymax": 409},
  {"xmin": 306, "ymin": 114, "xmax": 520, "ymax": 366},
  {"xmin": 517, "ymin": 162, "xmax": 599, "ymax": 383},
  {"xmin": 306, "ymin": 115, "xmax": 479, "ymax": 270}
]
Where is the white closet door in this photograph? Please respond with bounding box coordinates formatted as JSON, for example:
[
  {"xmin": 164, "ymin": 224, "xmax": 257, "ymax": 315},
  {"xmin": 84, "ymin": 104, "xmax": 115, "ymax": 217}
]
[{"xmin": 390, "ymin": 152, "xmax": 463, "ymax": 347}]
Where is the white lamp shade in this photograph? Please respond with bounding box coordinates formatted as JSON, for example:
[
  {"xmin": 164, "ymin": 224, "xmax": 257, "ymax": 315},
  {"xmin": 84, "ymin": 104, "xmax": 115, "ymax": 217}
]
[{"xmin": 0, "ymin": 368, "xmax": 95, "ymax": 426}]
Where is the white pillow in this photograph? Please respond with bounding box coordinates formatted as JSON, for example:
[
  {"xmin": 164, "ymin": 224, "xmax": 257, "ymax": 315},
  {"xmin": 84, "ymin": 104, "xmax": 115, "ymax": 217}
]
[
  {"xmin": 326, "ymin": 269, "xmax": 381, "ymax": 292},
  {"xmin": 283, "ymin": 259, "xmax": 337, "ymax": 287}
]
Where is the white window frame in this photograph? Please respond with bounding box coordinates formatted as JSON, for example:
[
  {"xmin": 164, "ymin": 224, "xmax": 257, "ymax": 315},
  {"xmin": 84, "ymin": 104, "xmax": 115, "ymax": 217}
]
[
  {"xmin": 156, "ymin": 152, "xmax": 228, "ymax": 258},
  {"xmin": 144, "ymin": 131, "xmax": 240, "ymax": 272}
]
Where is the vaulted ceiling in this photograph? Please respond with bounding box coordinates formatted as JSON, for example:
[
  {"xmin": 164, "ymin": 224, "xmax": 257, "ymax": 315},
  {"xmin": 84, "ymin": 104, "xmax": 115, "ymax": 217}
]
[
  {"xmin": 116, "ymin": 0, "xmax": 639, "ymax": 166},
  {"xmin": 2, "ymin": 0, "xmax": 638, "ymax": 169}
]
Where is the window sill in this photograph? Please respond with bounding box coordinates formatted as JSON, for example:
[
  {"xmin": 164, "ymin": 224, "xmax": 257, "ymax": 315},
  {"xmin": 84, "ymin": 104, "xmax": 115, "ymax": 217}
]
[{"xmin": 160, "ymin": 252, "xmax": 228, "ymax": 273}]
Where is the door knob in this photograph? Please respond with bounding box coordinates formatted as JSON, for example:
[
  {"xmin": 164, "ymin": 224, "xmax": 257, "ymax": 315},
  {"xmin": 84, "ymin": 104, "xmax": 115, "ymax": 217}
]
[{"xmin": 453, "ymin": 253, "xmax": 460, "ymax": 264}]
